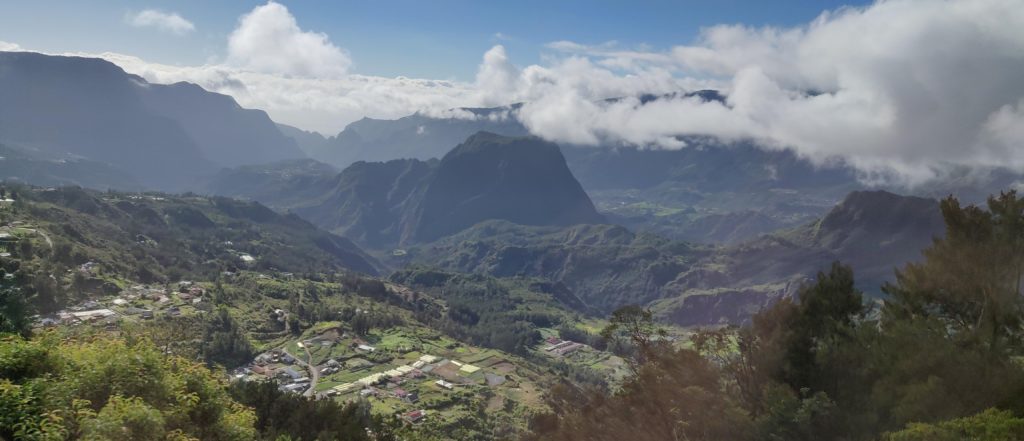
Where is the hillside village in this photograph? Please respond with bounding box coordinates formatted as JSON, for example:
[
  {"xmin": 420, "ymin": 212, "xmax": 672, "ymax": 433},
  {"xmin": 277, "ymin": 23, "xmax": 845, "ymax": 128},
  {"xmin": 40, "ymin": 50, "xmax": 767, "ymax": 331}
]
[{"xmin": 26, "ymin": 262, "xmax": 629, "ymax": 433}]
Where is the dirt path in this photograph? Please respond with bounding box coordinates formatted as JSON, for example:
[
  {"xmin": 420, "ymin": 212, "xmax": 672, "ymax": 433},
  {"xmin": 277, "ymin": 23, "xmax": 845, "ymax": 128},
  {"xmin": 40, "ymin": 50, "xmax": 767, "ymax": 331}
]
[{"xmin": 38, "ymin": 229, "xmax": 53, "ymax": 249}]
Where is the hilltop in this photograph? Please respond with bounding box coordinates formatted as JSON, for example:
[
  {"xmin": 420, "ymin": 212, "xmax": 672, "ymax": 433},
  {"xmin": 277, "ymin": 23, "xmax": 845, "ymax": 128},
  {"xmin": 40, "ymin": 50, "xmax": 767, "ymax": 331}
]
[{"xmin": 204, "ymin": 132, "xmax": 605, "ymax": 249}]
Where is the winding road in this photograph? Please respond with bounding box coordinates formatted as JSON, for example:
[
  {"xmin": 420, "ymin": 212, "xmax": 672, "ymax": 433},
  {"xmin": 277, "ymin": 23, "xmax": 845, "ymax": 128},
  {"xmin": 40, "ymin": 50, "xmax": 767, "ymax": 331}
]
[{"xmin": 283, "ymin": 345, "xmax": 320, "ymax": 397}]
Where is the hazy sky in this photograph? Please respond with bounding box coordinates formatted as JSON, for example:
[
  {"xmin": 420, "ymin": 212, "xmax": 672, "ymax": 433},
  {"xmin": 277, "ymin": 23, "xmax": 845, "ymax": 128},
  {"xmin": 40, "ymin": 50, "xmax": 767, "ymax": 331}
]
[{"xmin": 2, "ymin": 0, "xmax": 1024, "ymax": 186}]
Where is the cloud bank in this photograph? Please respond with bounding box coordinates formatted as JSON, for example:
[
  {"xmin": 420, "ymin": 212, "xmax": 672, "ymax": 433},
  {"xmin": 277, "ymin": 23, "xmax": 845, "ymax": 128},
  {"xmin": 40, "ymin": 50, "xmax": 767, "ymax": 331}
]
[
  {"xmin": 126, "ymin": 10, "xmax": 195, "ymax": 35},
  {"xmin": 490, "ymin": 0, "xmax": 1024, "ymax": 185}
]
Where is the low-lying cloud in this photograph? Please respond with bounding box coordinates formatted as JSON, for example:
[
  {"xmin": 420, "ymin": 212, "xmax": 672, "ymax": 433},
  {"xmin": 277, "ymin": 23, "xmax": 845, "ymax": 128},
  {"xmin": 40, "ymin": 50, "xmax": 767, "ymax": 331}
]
[{"xmin": 483, "ymin": 0, "xmax": 1024, "ymax": 185}]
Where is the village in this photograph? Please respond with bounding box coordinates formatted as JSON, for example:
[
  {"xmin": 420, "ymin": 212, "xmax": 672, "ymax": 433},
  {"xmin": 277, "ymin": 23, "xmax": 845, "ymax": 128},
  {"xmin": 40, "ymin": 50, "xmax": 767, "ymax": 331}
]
[
  {"xmin": 33, "ymin": 270, "xmax": 210, "ymax": 328},
  {"xmin": 23, "ymin": 262, "xmax": 628, "ymax": 432},
  {"xmin": 230, "ymin": 321, "xmax": 622, "ymax": 427}
]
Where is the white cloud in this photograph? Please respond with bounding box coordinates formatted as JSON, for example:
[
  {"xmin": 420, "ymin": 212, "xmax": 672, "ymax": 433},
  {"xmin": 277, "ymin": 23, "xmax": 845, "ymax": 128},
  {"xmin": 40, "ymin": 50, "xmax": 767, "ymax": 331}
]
[
  {"xmin": 126, "ymin": 10, "xmax": 195, "ymax": 35},
  {"xmin": 98, "ymin": 52, "xmax": 476, "ymax": 134},
  {"xmin": 227, "ymin": 1, "xmax": 351, "ymax": 78},
  {"xmin": 0, "ymin": 41, "xmax": 22, "ymax": 51},
  {"xmin": 495, "ymin": 0, "xmax": 1024, "ymax": 186}
]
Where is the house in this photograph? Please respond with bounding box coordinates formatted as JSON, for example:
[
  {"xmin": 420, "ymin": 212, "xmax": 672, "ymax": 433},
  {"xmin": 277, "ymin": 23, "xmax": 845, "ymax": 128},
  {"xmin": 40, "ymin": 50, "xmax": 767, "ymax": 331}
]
[
  {"xmin": 70, "ymin": 309, "xmax": 116, "ymax": 321},
  {"xmin": 435, "ymin": 380, "xmax": 454, "ymax": 390},
  {"xmin": 545, "ymin": 336, "xmax": 562, "ymax": 345},
  {"xmin": 140, "ymin": 310, "xmax": 154, "ymax": 320},
  {"xmin": 419, "ymin": 354, "xmax": 439, "ymax": 364},
  {"xmin": 545, "ymin": 340, "xmax": 575, "ymax": 352},
  {"xmin": 279, "ymin": 367, "xmax": 302, "ymax": 381},
  {"xmin": 404, "ymin": 392, "xmax": 420, "ymax": 403},
  {"xmin": 123, "ymin": 307, "xmax": 147, "ymax": 315},
  {"xmin": 393, "ymin": 388, "xmax": 409, "ymax": 399},
  {"xmin": 459, "ymin": 364, "xmax": 481, "ymax": 374},
  {"xmin": 239, "ymin": 254, "xmax": 255, "ymax": 263},
  {"xmin": 402, "ymin": 410, "xmax": 426, "ymax": 424},
  {"xmin": 357, "ymin": 344, "xmax": 376, "ymax": 352},
  {"xmin": 554, "ymin": 342, "xmax": 584, "ymax": 356},
  {"xmin": 280, "ymin": 383, "xmax": 307, "ymax": 394},
  {"xmin": 332, "ymin": 383, "xmax": 357, "ymax": 394}
]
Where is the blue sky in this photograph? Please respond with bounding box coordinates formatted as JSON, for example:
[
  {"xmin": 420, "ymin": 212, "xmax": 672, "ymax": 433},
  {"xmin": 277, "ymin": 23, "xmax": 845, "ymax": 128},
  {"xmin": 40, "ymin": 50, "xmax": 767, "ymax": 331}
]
[{"xmin": 0, "ymin": 0, "xmax": 871, "ymax": 80}]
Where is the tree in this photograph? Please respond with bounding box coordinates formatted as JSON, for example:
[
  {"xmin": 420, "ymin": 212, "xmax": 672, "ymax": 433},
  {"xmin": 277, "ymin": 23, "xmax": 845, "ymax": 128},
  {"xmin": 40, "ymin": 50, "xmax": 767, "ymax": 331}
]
[
  {"xmin": 0, "ymin": 271, "xmax": 32, "ymax": 336},
  {"xmin": 883, "ymin": 191, "xmax": 1024, "ymax": 352},
  {"xmin": 599, "ymin": 305, "xmax": 667, "ymax": 371},
  {"xmin": 202, "ymin": 307, "xmax": 254, "ymax": 368},
  {"xmin": 527, "ymin": 348, "xmax": 753, "ymax": 441}
]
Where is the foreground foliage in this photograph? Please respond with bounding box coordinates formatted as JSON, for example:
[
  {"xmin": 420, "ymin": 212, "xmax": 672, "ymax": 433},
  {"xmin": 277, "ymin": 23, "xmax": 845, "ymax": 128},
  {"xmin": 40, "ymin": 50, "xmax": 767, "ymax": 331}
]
[{"xmin": 0, "ymin": 333, "xmax": 256, "ymax": 440}]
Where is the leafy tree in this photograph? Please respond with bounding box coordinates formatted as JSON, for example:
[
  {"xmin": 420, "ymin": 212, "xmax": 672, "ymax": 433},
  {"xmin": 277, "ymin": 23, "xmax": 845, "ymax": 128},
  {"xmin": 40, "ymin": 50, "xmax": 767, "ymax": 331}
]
[
  {"xmin": 884, "ymin": 191, "xmax": 1024, "ymax": 351},
  {"xmin": 600, "ymin": 305, "xmax": 666, "ymax": 371}
]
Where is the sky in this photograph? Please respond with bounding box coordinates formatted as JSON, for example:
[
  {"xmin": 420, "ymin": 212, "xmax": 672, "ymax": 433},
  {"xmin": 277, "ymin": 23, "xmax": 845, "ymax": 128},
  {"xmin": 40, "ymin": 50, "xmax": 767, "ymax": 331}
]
[
  {"xmin": 2, "ymin": 0, "xmax": 1024, "ymax": 186},
  {"xmin": 0, "ymin": 1, "xmax": 869, "ymax": 80}
]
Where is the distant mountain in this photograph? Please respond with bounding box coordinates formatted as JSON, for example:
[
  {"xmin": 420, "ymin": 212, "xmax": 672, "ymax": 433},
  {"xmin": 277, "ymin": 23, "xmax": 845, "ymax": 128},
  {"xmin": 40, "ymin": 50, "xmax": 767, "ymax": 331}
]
[
  {"xmin": 312, "ymin": 92, "xmax": 723, "ymax": 171},
  {"xmin": 314, "ymin": 108, "xmax": 529, "ymax": 168},
  {"xmin": 0, "ymin": 51, "xmax": 304, "ymax": 190},
  {"xmin": 303, "ymin": 99, "xmax": 864, "ymax": 244},
  {"xmin": 410, "ymin": 190, "xmax": 944, "ymax": 326},
  {"xmin": 198, "ymin": 158, "xmax": 338, "ymax": 209},
  {"xmin": 564, "ymin": 141, "xmax": 863, "ymax": 244},
  {"xmin": 139, "ymin": 81, "xmax": 305, "ymax": 166},
  {"xmin": 292, "ymin": 158, "xmax": 435, "ymax": 247},
  {"xmin": 277, "ymin": 123, "xmax": 328, "ymax": 157},
  {"xmin": 203, "ymin": 132, "xmax": 605, "ymax": 249},
  {"xmin": 406, "ymin": 132, "xmax": 605, "ymax": 243},
  {"xmin": 658, "ymin": 190, "xmax": 943, "ymax": 324}
]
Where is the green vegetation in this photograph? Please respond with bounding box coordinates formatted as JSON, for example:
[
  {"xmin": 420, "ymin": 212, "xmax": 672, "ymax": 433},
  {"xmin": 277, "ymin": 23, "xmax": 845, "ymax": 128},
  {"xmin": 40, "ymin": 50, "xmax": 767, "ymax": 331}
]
[
  {"xmin": 0, "ymin": 333, "xmax": 256, "ymax": 440},
  {"xmin": 526, "ymin": 191, "xmax": 1024, "ymax": 440}
]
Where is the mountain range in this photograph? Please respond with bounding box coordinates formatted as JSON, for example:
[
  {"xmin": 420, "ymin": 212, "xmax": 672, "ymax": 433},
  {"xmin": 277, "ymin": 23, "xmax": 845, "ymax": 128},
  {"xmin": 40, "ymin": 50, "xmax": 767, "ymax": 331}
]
[
  {"xmin": 0, "ymin": 51, "xmax": 305, "ymax": 190},
  {"xmin": 0, "ymin": 50, "xmax": 973, "ymax": 326}
]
